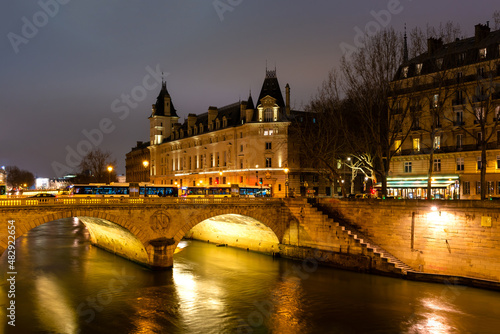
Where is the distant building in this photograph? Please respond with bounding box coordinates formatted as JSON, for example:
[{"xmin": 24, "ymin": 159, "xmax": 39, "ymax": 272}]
[
  {"xmin": 127, "ymin": 69, "xmax": 333, "ymax": 197},
  {"xmin": 125, "ymin": 141, "xmax": 150, "ymax": 182},
  {"xmin": 389, "ymin": 23, "xmax": 500, "ymax": 199}
]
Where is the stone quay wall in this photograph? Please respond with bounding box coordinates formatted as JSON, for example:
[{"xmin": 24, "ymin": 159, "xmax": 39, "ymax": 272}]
[{"xmin": 316, "ymin": 198, "xmax": 500, "ymax": 283}]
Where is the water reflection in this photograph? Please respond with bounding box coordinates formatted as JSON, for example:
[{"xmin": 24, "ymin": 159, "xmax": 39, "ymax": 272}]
[
  {"xmin": 2, "ymin": 218, "xmax": 500, "ymax": 334},
  {"xmin": 34, "ymin": 273, "xmax": 77, "ymax": 334},
  {"xmin": 268, "ymin": 276, "xmax": 307, "ymax": 334}
]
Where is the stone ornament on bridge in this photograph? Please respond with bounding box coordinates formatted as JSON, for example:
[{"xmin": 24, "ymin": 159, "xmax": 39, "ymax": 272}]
[{"xmin": 150, "ymin": 210, "xmax": 170, "ymax": 234}]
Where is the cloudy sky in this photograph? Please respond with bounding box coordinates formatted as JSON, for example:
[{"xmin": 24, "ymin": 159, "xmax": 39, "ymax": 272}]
[{"xmin": 1, "ymin": 0, "xmax": 498, "ymax": 178}]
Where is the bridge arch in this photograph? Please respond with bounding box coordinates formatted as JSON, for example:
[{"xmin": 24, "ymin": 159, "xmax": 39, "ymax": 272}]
[
  {"xmin": 1, "ymin": 210, "xmax": 156, "ymax": 268},
  {"xmin": 173, "ymin": 206, "xmax": 285, "ymax": 244}
]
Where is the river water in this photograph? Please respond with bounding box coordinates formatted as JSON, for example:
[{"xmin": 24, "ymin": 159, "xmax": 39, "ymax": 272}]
[{"xmin": 1, "ymin": 218, "xmax": 500, "ymax": 334}]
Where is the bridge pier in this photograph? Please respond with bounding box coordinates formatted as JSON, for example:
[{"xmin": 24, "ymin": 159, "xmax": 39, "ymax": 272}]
[{"xmin": 149, "ymin": 237, "xmax": 176, "ymax": 269}]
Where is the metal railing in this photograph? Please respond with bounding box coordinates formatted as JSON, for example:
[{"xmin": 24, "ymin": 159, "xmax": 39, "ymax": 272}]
[{"xmin": 0, "ymin": 196, "xmax": 282, "ymax": 207}]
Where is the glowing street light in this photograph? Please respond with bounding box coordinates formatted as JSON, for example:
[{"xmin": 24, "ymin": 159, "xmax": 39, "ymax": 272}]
[
  {"xmin": 107, "ymin": 166, "xmax": 113, "ymax": 184},
  {"xmin": 284, "ymin": 167, "xmax": 289, "ymax": 198}
]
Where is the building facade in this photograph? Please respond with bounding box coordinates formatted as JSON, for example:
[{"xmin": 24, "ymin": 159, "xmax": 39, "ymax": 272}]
[
  {"xmin": 138, "ymin": 70, "xmax": 332, "ymax": 197},
  {"xmin": 389, "ymin": 24, "xmax": 500, "ymax": 199},
  {"xmin": 125, "ymin": 141, "xmax": 151, "ymax": 182}
]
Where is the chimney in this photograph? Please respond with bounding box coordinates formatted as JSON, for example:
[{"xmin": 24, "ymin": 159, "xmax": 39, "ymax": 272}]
[
  {"xmin": 136, "ymin": 141, "xmax": 143, "ymax": 147},
  {"xmin": 285, "ymin": 83, "xmax": 291, "ymax": 116},
  {"xmin": 208, "ymin": 106, "xmax": 218, "ymax": 124},
  {"xmin": 427, "ymin": 37, "xmax": 443, "ymax": 54},
  {"xmin": 187, "ymin": 113, "xmax": 197, "ymax": 129},
  {"xmin": 151, "ymin": 104, "xmax": 156, "ymax": 115},
  {"xmin": 475, "ymin": 23, "xmax": 490, "ymax": 43}
]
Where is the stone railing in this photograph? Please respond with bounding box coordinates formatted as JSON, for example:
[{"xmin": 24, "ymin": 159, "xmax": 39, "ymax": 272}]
[{"xmin": 0, "ymin": 196, "xmax": 282, "ymax": 207}]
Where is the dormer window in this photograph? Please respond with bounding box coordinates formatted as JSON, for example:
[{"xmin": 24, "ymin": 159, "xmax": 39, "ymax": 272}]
[
  {"xmin": 223, "ymin": 117, "xmax": 227, "ymax": 128},
  {"xmin": 194, "ymin": 126, "xmax": 197, "ymax": 135},
  {"xmin": 199, "ymin": 124, "xmax": 203, "ymax": 133},
  {"xmin": 402, "ymin": 66, "xmax": 409, "ymax": 78},
  {"xmin": 436, "ymin": 58, "xmax": 443, "ymax": 69},
  {"xmin": 264, "ymin": 108, "xmax": 273, "ymax": 122},
  {"xmin": 216, "ymin": 119, "xmax": 220, "ymax": 129},
  {"xmin": 415, "ymin": 63, "xmax": 423, "ymax": 75},
  {"xmin": 479, "ymin": 48, "xmax": 487, "ymax": 60}
]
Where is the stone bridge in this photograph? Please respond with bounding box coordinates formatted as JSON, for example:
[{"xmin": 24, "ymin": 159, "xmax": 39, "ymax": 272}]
[{"xmin": 0, "ymin": 197, "xmax": 287, "ymax": 269}]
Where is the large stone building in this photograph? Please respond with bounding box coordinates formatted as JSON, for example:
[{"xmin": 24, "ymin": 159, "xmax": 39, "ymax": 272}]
[
  {"xmin": 127, "ymin": 69, "xmax": 333, "ymax": 197},
  {"xmin": 389, "ymin": 23, "xmax": 500, "ymax": 199}
]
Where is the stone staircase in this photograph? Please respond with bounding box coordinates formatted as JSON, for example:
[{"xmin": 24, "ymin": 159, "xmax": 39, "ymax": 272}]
[{"xmin": 286, "ymin": 200, "xmax": 416, "ymax": 276}]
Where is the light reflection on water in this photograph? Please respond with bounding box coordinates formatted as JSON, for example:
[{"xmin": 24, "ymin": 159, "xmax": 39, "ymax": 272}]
[{"xmin": 1, "ymin": 218, "xmax": 500, "ymax": 333}]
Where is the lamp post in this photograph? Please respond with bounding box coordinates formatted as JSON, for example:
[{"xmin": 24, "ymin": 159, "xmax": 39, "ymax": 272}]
[
  {"xmin": 284, "ymin": 167, "xmax": 289, "ymax": 198},
  {"xmin": 255, "ymin": 165, "xmax": 259, "ymax": 187},
  {"xmin": 107, "ymin": 166, "xmax": 113, "ymax": 184},
  {"xmin": 142, "ymin": 160, "xmax": 149, "ymax": 182}
]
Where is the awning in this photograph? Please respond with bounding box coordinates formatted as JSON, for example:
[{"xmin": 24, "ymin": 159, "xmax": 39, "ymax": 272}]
[{"xmin": 375, "ymin": 175, "xmax": 459, "ymax": 189}]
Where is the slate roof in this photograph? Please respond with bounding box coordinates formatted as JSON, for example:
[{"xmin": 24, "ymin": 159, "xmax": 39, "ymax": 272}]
[
  {"xmin": 152, "ymin": 81, "xmax": 178, "ymax": 117},
  {"xmin": 395, "ymin": 25, "xmax": 500, "ymax": 80}
]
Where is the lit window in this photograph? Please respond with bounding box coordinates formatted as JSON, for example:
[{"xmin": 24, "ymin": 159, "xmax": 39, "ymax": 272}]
[
  {"xmin": 457, "ymin": 157, "xmax": 464, "ymax": 171},
  {"xmin": 394, "ymin": 140, "xmax": 401, "ymax": 153},
  {"xmin": 265, "ymin": 158, "xmax": 272, "ymax": 168},
  {"xmin": 404, "ymin": 162, "xmax": 412, "ymax": 173},
  {"xmin": 413, "ymin": 138, "xmax": 420, "ymax": 152},
  {"xmin": 432, "ymin": 94, "xmax": 439, "ymax": 108},
  {"xmin": 402, "ymin": 66, "xmax": 409, "ymax": 78},
  {"xmin": 416, "ymin": 63, "xmax": 423, "ymax": 75},
  {"xmin": 479, "ymin": 48, "xmax": 487, "ymax": 60},
  {"xmin": 434, "ymin": 136, "xmax": 441, "ymax": 150}
]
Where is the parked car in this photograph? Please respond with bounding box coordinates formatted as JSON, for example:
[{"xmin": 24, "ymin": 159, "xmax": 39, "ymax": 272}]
[{"xmin": 29, "ymin": 193, "xmax": 56, "ymax": 198}]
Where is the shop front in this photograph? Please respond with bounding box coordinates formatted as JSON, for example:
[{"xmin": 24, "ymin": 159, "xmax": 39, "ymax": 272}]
[{"xmin": 376, "ymin": 175, "xmax": 460, "ymax": 199}]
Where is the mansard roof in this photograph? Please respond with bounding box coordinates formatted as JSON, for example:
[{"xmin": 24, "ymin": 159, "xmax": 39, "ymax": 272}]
[
  {"xmin": 257, "ymin": 69, "xmax": 285, "ymax": 108},
  {"xmin": 395, "ymin": 25, "xmax": 500, "ymax": 80}
]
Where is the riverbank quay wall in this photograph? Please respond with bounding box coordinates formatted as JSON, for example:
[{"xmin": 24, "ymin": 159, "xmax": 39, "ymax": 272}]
[
  {"xmin": 314, "ymin": 198, "xmax": 500, "ymax": 283},
  {"xmin": 279, "ymin": 199, "xmax": 407, "ymax": 277}
]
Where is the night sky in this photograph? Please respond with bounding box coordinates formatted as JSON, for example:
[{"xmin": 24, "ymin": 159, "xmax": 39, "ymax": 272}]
[{"xmin": 1, "ymin": 0, "xmax": 498, "ymax": 178}]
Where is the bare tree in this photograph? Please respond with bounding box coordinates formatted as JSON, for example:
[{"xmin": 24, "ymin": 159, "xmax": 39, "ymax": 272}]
[
  {"xmin": 493, "ymin": 10, "xmax": 500, "ymax": 30},
  {"xmin": 341, "ymin": 27, "xmax": 416, "ymax": 196},
  {"xmin": 454, "ymin": 62, "xmax": 500, "ymax": 199},
  {"xmin": 291, "ymin": 70, "xmax": 349, "ymax": 196},
  {"xmin": 5, "ymin": 166, "xmax": 35, "ymax": 189},
  {"xmin": 77, "ymin": 148, "xmax": 117, "ymax": 183}
]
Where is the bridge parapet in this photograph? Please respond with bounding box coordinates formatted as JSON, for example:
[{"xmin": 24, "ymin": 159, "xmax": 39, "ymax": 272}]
[{"xmin": 0, "ymin": 197, "xmax": 282, "ymax": 207}]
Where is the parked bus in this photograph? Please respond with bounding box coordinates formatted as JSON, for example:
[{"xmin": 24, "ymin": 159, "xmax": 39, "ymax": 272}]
[
  {"xmin": 68, "ymin": 183, "xmax": 178, "ymax": 197},
  {"xmin": 180, "ymin": 185, "xmax": 271, "ymax": 198}
]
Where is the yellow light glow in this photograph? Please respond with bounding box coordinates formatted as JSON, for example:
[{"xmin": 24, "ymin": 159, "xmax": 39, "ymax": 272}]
[
  {"xmin": 107, "ymin": 166, "xmax": 113, "ymax": 172},
  {"xmin": 284, "ymin": 167, "xmax": 289, "ymax": 174},
  {"xmin": 143, "ymin": 160, "xmax": 149, "ymax": 168}
]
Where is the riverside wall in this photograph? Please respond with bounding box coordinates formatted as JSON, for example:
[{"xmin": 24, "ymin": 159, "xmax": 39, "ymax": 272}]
[{"xmin": 316, "ymin": 198, "xmax": 500, "ymax": 283}]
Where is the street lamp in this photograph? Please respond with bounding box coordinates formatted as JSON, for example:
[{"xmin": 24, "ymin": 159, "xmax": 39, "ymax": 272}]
[
  {"xmin": 107, "ymin": 166, "xmax": 113, "ymax": 184},
  {"xmin": 284, "ymin": 167, "xmax": 289, "ymax": 198},
  {"xmin": 142, "ymin": 160, "xmax": 149, "ymax": 182}
]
